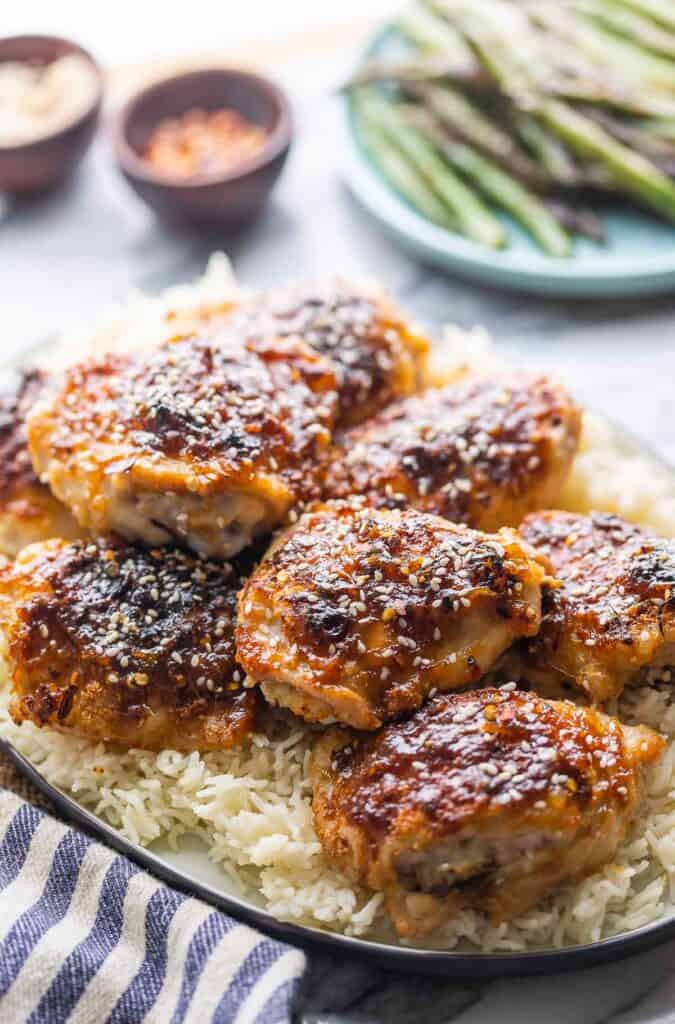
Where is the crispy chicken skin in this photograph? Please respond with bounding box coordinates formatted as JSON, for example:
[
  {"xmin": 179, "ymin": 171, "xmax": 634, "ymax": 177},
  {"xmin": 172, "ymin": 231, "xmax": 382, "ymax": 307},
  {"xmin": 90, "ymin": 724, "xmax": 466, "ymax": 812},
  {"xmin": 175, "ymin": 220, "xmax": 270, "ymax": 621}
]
[
  {"xmin": 0, "ymin": 368, "xmax": 82, "ymax": 557},
  {"xmin": 27, "ymin": 333, "xmax": 339, "ymax": 559},
  {"xmin": 514, "ymin": 511, "xmax": 675, "ymax": 703},
  {"xmin": 236, "ymin": 501, "xmax": 548, "ymax": 729},
  {"xmin": 311, "ymin": 688, "xmax": 664, "ymax": 939},
  {"xmin": 209, "ymin": 279, "xmax": 430, "ymax": 426},
  {"xmin": 322, "ymin": 374, "xmax": 581, "ymax": 531},
  {"xmin": 0, "ymin": 536, "xmax": 257, "ymax": 751}
]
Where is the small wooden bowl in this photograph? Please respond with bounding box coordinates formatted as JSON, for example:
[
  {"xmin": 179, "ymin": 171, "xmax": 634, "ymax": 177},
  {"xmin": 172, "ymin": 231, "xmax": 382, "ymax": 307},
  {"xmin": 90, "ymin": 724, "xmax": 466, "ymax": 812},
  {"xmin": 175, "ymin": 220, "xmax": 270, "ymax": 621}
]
[
  {"xmin": 114, "ymin": 68, "xmax": 293, "ymax": 228},
  {"xmin": 0, "ymin": 35, "xmax": 103, "ymax": 194}
]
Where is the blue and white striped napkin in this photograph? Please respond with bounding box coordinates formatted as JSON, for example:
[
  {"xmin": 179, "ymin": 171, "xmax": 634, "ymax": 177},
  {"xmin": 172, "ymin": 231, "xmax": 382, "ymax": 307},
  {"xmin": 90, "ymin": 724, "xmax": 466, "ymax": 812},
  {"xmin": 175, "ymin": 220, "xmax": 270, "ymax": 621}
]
[{"xmin": 0, "ymin": 790, "xmax": 306, "ymax": 1023}]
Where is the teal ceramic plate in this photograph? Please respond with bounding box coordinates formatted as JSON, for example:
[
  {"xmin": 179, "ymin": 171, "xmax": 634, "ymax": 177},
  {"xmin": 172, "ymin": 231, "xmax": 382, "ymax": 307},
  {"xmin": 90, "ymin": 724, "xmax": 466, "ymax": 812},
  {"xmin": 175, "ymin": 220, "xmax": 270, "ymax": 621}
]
[{"xmin": 343, "ymin": 26, "xmax": 675, "ymax": 297}]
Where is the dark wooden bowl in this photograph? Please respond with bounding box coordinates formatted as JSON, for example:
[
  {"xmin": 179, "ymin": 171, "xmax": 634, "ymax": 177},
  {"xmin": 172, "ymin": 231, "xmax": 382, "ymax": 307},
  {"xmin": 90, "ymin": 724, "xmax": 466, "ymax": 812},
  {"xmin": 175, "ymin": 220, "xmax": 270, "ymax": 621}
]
[
  {"xmin": 0, "ymin": 35, "xmax": 102, "ymax": 194},
  {"xmin": 114, "ymin": 68, "xmax": 293, "ymax": 228}
]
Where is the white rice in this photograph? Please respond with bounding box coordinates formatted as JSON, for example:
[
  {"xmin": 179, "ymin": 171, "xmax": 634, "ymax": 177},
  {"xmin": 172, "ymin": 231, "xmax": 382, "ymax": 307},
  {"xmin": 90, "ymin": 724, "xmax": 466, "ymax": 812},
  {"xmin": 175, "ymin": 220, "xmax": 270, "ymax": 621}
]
[{"xmin": 2, "ymin": 256, "xmax": 675, "ymax": 951}]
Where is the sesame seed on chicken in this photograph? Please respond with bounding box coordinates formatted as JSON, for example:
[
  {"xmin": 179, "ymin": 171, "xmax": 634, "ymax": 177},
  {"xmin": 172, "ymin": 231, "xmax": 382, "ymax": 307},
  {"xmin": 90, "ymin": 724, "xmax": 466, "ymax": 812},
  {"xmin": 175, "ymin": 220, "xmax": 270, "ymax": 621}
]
[
  {"xmin": 510, "ymin": 510, "xmax": 675, "ymax": 703},
  {"xmin": 322, "ymin": 373, "xmax": 581, "ymax": 531},
  {"xmin": 311, "ymin": 688, "xmax": 664, "ymax": 938},
  {"xmin": 0, "ymin": 536, "xmax": 257, "ymax": 751},
  {"xmin": 26, "ymin": 333, "xmax": 339, "ymax": 559},
  {"xmin": 178, "ymin": 278, "xmax": 430, "ymax": 427},
  {"xmin": 236, "ymin": 501, "xmax": 549, "ymax": 729}
]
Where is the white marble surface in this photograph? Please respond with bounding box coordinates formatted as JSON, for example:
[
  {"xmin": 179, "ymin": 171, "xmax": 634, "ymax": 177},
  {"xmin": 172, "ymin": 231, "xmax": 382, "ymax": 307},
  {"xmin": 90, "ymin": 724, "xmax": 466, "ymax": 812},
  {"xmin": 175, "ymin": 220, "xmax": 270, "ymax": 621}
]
[
  {"xmin": 297, "ymin": 940, "xmax": 675, "ymax": 1023},
  {"xmin": 1, "ymin": 39, "xmax": 675, "ymax": 1024},
  {"xmin": 2, "ymin": 0, "xmax": 393, "ymax": 67}
]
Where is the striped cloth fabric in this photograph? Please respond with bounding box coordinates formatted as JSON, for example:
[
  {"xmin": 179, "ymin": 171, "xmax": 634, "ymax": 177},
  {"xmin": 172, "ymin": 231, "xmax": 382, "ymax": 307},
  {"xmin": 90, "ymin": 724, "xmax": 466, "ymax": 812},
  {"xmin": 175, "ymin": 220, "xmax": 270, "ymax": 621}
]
[{"xmin": 0, "ymin": 789, "xmax": 306, "ymax": 1023}]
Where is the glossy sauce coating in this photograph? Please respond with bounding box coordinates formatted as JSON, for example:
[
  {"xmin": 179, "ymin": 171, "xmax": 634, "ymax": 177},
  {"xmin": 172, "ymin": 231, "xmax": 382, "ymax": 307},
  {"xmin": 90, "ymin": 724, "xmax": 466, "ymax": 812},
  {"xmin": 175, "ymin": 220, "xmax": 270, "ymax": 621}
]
[
  {"xmin": 237, "ymin": 501, "xmax": 546, "ymax": 728},
  {"xmin": 0, "ymin": 367, "xmax": 44, "ymax": 501},
  {"xmin": 518, "ymin": 511, "xmax": 675, "ymax": 701},
  {"xmin": 311, "ymin": 688, "xmax": 664, "ymax": 936},
  {"xmin": 0, "ymin": 536, "xmax": 257, "ymax": 750},
  {"xmin": 0, "ymin": 368, "xmax": 81, "ymax": 556},
  {"xmin": 323, "ymin": 374, "xmax": 580, "ymax": 530},
  {"xmin": 32, "ymin": 333, "xmax": 337, "ymax": 493},
  {"xmin": 224, "ymin": 280, "xmax": 430, "ymax": 425},
  {"xmin": 27, "ymin": 332, "xmax": 340, "ymax": 556},
  {"xmin": 325, "ymin": 689, "xmax": 639, "ymax": 840}
]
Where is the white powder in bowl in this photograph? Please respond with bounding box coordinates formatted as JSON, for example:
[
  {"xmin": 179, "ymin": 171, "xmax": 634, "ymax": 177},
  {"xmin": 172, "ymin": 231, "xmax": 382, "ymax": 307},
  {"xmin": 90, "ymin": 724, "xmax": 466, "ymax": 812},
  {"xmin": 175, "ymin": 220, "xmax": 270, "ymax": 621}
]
[{"xmin": 0, "ymin": 54, "xmax": 99, "ymax": 147}]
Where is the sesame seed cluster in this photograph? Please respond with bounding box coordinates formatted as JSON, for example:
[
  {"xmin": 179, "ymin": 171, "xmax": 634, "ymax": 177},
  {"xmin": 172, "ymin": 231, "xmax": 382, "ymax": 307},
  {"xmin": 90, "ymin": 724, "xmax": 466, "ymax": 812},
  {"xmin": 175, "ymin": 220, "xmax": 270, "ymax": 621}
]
[
  {"xmin": 324, "ymin": 686, "xmax": 634, "ymax": 840},
  {"xmin": 521, "ymin": 511, "xmax": 675, "ymax": 649},
  {"xmin": 323, "ymin": 373, "xmax": 576, "ymax": 525},
  {"xmin": 236, "ymin": 501, "xmax": 541, "ymax": 723},
  {"xmin": 14, "ymin": 535, "xmax": 248, "ymax": 710},
  {"xmin": 227, "ymin": 280, "xmax": 427, "ymax": 422},
  {"xmin": 49, "ymin": 332, "xmax": 338, "ymax": 494}
]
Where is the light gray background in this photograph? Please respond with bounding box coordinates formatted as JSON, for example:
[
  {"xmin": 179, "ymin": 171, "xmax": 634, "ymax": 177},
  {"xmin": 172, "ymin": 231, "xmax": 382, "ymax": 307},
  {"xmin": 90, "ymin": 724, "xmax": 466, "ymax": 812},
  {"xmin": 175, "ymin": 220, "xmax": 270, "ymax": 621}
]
[{"xmin": 2, "ymin": 53, "xmax": 675, "ymax": 1024}]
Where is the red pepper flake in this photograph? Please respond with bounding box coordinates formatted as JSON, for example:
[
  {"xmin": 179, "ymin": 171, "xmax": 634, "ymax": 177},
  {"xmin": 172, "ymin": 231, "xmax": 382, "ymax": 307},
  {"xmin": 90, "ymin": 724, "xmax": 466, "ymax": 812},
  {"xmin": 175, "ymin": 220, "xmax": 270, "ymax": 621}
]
[{"xmin": 143, "ymin": 107, "xmax": 267, "ymax": 178}]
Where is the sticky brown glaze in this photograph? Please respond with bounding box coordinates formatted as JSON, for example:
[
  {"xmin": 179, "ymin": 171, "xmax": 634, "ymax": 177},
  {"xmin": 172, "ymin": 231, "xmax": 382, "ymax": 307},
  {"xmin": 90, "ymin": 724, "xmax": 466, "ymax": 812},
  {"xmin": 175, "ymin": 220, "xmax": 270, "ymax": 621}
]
[
  {"xmin": 27, "ymin": 333, "xmax": 339, "ymax": 558},
  {"xmin": 0, "ymin": 368, "xmax": 81, "ymax": 557},
  {"xmin": 513, "ymin": 511, "xmax": 675, "ymax": 703},
  {"xmin": 322, "ymin": 374, "xmax": 581, "ymax": 531},
  {"xmin": 0, "ymin": 368, "xmax": 45, "ymax": 501},
  {"xmin": 236, "ymin": 501, "xmax": 548, "ymax": 729},
  {"xmin": 311, "ymin": 688, "xmax": 664, "ymax": 938},
  {"xmin": 0, "ymin": 536, "xmax": 258, "ymax": 751},
  {"xmin": 214, "ymin": 279, "xmax": 430, "ymax": 426}
]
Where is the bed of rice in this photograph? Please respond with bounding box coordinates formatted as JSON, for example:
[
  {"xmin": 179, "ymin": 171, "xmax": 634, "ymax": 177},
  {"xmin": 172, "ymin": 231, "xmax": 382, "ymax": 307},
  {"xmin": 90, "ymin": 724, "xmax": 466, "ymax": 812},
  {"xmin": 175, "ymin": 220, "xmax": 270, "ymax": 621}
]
[{"xmin": 2, "ymin": 256, "xmax": 675, "ymax": 952}]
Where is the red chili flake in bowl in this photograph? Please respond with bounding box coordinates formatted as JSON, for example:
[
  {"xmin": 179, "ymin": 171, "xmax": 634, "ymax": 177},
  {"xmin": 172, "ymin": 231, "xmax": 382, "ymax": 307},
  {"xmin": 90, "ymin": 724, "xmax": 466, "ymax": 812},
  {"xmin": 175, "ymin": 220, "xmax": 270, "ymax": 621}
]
[{"xmin": 143, "ymin": 107, "xmax": 267, "ymax": 178}]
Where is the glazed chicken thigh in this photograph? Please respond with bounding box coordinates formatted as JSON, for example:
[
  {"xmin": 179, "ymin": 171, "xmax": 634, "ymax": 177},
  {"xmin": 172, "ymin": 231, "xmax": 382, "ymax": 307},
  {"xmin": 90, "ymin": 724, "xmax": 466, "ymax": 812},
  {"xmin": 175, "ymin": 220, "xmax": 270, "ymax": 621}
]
[
  {"xmin": 322, "ymin": 373, "xmax": 581, "ymax": 531},
  {"xmin": 312, "ymin": 688, "xmax": 664, "ymax": 938},
  {"xmin": 208, "ymin": 279, "xmax": 430, "ymax": 426},
  {"xmin": 514, "ymin": 511, "xmax": 675, "ymax": 703},
  {"xmin": 0, "ymin": 368, "xmax": 82, "ymax": 557},
  {"xmin": 27, "ymin": 333, "xmax": 339, "ymax": 558},
  {"xmin": 236, "ymin": 501, "xmax": 548, "ymax": 729},
  {"xmin": 0, "ymin": 536, "xmax": 257, "ymax": 751}
]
